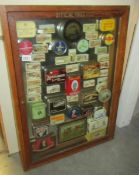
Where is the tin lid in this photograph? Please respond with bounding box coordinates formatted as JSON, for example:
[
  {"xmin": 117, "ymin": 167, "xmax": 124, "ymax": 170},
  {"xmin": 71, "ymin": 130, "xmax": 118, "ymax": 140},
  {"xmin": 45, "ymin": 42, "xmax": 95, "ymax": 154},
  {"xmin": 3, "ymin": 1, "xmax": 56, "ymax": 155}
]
[
  {"xmin": 77, "ymin": 39, "xmax": 89, "ymax": 53},
  {"xmin": 52, "ymin": 40, "xmax": 67, "ymax": 55}
]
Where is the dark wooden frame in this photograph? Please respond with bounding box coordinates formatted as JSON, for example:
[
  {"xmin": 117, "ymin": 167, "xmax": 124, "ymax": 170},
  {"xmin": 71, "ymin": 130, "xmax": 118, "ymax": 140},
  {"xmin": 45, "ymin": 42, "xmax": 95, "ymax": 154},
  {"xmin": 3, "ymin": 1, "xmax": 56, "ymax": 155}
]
[{"xmin": 0, "ymin": 5, "xmax": 129, "ymax": 170}]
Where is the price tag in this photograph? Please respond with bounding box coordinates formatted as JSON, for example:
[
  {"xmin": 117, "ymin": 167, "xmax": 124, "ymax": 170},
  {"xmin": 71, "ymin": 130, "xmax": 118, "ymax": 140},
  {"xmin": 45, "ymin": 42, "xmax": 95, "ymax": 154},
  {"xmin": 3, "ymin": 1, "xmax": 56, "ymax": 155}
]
[{"xmin": 22, "ymin": 55, "xmax": 32, "ymax": 62}]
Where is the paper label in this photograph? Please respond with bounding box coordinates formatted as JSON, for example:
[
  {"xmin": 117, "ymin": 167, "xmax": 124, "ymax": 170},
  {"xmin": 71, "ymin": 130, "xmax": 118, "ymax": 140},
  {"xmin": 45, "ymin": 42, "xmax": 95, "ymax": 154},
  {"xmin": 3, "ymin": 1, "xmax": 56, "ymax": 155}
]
[
  {"xmin": 26, "ymin": 71, "xmax": 41, "ymax": 80},
  {"xmin": 27, "ymin": 94, "xmax": 42, "ymax": 102},
  {"xmin": 99, "ymin": 61, "xmax": 109, "ymax": 69},
  {"xmin": 99, "ymin": 19, "xmax": 115, "ymax": 31},
  {"xmin": 76, "ymin": 54, "xmax": 89, "ymax": 62},
  {"xmin": 97, "ymin": 77, "xmax": 108, "ymax": 84},
  {"xmin": 33, "ymin": 44, "xmax": 48, "ymax": 53},
  {"xmin": 83, "ymin": 79, "xmax": 95, "ymax": 88},
  {"xmin": 66, "ymin": 64, "xmax": 79, "ymax": 73},
  {"xmin": 66, "ymin": 94, "xmax": 79, "ymax": 102},
  {"xmin": 85, "ymin": 32, "xmax": 98, "ymax": 40},
  {"xmin": 97, "ymin": 54, "xmax": 109, "ymax": 62},
  {"xmin": 83, "ymin": 23, "xmax": 96, "ymax": 33},
  {"xmin": 27, "ymin": 86, "xmax": 41, "ymax": 95},
  {"xmin": 39, "ymin": 24, "xmax": 55, "ymax": 33},
  {"xmin": 46, "ymin": 85, "xmax": 60, "ymax": 94},
  {"xmin": 26, "ymin": 63, "xmax": 40, "ymax": 71},
  {"xmin": 36, "ymin": 34, "xmax": 52, "ymax": 43},
  {"xmin": 94, "ymin": 107, "xmax": 106, "ymax": 119},
  {"xmin": 89, "ymin": 39, "xmax": 101, "ymax": 48},
  {"xmin": 55, "ymin": 56, "xmax": 70, "ymax": 65},
  {"xmin": 27, "ymin": 79, "xmax": 41, "ymax": 87},
  {"xmin": 31, "ymin": 53, "xmax": 45, "ymax": 62},
  {"xmin": 16, "ymin": 21, "xmax": 36, "ymax": 38},
  {"xmin": 100, "ymin": 69, "xmax": 109, "ymax": 77},
  {"xmin": 95, "ymin": 46, "xmax": 107, "ymax": 54},
  {"xmin": 68, "ymin": 49, "xmax": 77, "ymax": 63},
  {"xmin": 50, "ymin": 114, "xmax": 65, "ymax": 125}
]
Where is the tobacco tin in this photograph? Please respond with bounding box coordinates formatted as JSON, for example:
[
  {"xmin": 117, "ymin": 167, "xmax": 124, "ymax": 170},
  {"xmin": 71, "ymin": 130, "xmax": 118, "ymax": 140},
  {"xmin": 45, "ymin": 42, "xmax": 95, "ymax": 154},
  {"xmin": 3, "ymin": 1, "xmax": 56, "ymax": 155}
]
[
  {"xmin": 50, "ymin": 114, "xmax": 65, "ymax": 125},
  {"xmin": 33, "ymin": 124, "xmax": 49, "ymax": 138},
  {"xmin": 67, "ymin": 106, "xmax": 81, "ymax": 119},
  {"xmin": 46, "ymin": 84, "xmax": 60, "ymax": 94},
  {"xmin": 52, "ymin": 41, "xmax": 67, "ymax": 56},
  {"xmin": 77, "ymin": 39, "xmax": 89, "ymax": 53},
  {"xmin": 98, "ymin": 89, "xmax": 111, "ymax": 103}
]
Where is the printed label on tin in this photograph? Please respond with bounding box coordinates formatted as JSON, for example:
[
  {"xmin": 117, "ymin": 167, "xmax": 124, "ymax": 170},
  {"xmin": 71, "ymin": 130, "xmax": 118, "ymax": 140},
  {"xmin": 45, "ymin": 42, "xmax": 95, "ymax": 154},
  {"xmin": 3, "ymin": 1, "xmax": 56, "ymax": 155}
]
[
  {"xmin": 39, "ymin": 24, "xmax": 55, "ymax": 33},
  {"xmin": 83, "ymin": 79, "xmax": 95, "ymax": 88},
  {"xmin": 89, "ymin": 39, "xmax": 101, "ymax": 48},
  {"xmin": 55, "ymin": 56, "xmax": 70, "ymax": 65},
  {"xmin": 16, "ymin": 21, "xmax": 36, "ymax": 38},
  {"xmin": 85, "ymin": 32, "xmax": 98, "ymax": 40},
  {"xmin": 50, "ymin": 114, "xmax": 65, "ymax": 125},
  {"xmin": 66, "ymin": 94, "xmax": 79, "ymax": 102},
  {"xmin": 96, "ymin": 82, "xmax": 107, "ymax": 93},
  {"xmin": 36, "ymin": 34, "xmax": 52, "ymax": 43},
  {"xmin": 87, "ymin": 116, "xmax": 108, "ymax": 132},
  {"xmin": 83, "ymin": 63, "xmax": 100, "ymax": 79},
  {"xmin": 46, "ymin": 85, "xmax": 60, "ymax": 94},
  {"xmin": 66, "ymin": 64, "xmax": 79, "ymax": 73},
  {"xmin": 81, "ymin": 90, "xmax": 98, "ymax": 105},
  {"xmin": 76, "ymin": 54, "xmax": 89, "ymax": 62},
  {"xmin": 83, "ymin": 23, "xmax": 96, "ymax": 33},
  {"xmin": 104, "ymin": 33, "xmax": 114, "ymax": 45},
  {"xmin": 99, "ymin": 19, "xmax": 115, "ymax": 31}
]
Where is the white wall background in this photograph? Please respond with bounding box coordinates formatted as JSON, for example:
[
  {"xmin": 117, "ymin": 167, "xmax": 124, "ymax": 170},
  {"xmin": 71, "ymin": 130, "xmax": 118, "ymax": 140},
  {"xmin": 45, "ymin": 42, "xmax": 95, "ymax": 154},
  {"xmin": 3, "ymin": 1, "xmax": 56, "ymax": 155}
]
[{"xmin": 0, "ymin": 0, "xmax": 138, "ymax": 154}]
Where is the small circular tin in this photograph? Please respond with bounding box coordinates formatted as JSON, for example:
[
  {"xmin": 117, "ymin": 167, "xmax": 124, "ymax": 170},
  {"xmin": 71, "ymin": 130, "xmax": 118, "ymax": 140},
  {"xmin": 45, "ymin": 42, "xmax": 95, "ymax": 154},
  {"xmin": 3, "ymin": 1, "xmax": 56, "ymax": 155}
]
[
  {"xmin": 57, "ymin": 20, "xmax": 82, "ymax": 42},
  {"xmin": 67, "ymin": 106, "xmax": 81, "ymax": 119},
  {"xmin": 77, "ymin": 39, "xmax": 89, "ymax": 53},
  {"xmin": 52, "ymin": 40, "xmax": 67, "ymax": 56},
  {"xmin": 99, "ymin": 33, "xmax": 114, "ymax": 46},
  {"xmin": 98, "ymin": 89, "xmax": 111, "ymax": 103}
]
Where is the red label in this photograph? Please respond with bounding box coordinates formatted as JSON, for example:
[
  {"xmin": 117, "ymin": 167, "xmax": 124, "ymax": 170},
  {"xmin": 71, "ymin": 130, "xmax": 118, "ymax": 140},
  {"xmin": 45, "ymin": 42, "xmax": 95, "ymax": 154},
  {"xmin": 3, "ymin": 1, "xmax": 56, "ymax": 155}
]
[
  {"xmin": 65, "ymin": 76, "xmax": 81, "ymax": 95},
  {"xmin": 19, "ymin": 40, "xmax": 33, "ymax": 55}
]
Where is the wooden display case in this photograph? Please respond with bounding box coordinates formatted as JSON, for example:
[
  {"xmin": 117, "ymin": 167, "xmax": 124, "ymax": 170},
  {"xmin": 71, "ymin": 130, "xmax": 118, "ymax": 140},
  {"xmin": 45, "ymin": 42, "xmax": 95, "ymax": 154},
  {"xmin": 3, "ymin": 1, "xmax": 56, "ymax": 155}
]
[{"xmin": 0, "ymin": 5, "xmax": 129, "ymax": 170}]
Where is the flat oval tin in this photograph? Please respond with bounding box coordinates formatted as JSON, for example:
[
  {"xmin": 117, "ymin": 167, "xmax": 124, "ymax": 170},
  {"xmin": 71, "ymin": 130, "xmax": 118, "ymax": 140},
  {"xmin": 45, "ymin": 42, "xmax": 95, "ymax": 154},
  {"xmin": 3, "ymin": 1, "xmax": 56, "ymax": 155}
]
[
  {"xmin": 98, "ymin": 89, "xmax": 111, "ymax": 103},
  {"xmin": 53, "ymin": 41, "xmax": 67, "ymax": 56}
]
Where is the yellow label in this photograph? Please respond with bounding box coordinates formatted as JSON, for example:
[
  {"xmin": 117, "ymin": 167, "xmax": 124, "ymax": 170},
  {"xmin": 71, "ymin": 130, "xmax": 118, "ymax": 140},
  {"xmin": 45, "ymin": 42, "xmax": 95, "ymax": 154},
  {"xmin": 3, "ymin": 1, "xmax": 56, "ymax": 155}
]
[
  {"xmin": 104, "ymin": 33, "xmax": 114, "ymax": 45},
  {"xmin": 99, "ymin": 19, "xmax": 115, "ymax": 31},
  {"xmin": 16, "ymin": 21, "xmax": 36, "ymax": 38},
  {"xmin": 50, "ymin": 114, "xmax": 65, "ymax": 125}
]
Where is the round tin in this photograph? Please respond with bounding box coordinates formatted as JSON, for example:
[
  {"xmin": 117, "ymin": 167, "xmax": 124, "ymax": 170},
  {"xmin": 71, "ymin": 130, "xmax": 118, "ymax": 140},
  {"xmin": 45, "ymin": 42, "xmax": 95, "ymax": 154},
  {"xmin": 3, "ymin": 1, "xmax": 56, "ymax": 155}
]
[
  {"xmin": 77, "ymin": 39, "xmax": 89, "ymax": 53},
  {"xmin": 19, "ymin": 40, "xmax": 33, "ymax": 55},
  {"xmin": 67, "ymin": 106, "xmax": 81, "ymax": 119},
  {"xmin": 98, "ymin": 89, "xmax": 111, "ymax": 103},
  {"xmin": 99, "ymin": 33, "xmax": 114, "ymax": 46},
  {"xmin": 57, "ymin": 20, "xmax": 82, "ymax": 42},
  {"xmin": 52, "ymin": 40, "xmax": 67, "ymax": 55}
]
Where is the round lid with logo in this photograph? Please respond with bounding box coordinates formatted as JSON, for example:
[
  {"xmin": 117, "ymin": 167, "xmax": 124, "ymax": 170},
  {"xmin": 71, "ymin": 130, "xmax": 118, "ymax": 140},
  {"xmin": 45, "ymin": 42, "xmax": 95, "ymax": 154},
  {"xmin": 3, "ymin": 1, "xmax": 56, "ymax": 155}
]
[
  {"xmin": 19, "ymin": 40, "xmax": 33, "ymax": 55},
  {"xmin": 52, "ymin": 40, "xmax": 67, "ymax": 56},
  {"xmin": 63, "ymin": 19, "xmax": 83, "ymax": 42},
  {"xmin": 67, "ymin": 106, "xmax": 81, "ymax": 119},
  {"xmin": 100, "ymin": 33, "xmax": 114, "ymax": 46},
  {"xmin": 77, "ymin": 39, "xmax": 89, "ymax": 53}
]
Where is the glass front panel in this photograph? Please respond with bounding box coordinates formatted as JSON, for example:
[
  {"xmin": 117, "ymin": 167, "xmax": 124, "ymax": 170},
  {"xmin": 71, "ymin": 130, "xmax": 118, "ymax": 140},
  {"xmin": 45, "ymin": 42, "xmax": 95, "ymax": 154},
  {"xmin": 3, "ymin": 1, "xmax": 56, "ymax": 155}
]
[{"xmin": 15, "ymin": 17, "xmax": 118, "ymax": 162}]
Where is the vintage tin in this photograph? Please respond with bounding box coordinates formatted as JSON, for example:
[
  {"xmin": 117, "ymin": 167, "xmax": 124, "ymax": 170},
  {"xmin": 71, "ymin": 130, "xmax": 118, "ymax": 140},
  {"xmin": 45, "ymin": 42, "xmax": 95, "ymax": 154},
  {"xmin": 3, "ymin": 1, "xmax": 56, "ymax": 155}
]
[
  {"xmin": 32, "ymin": 124, "xmax": 49, "ymax": 138},
  {"xmin": 46, "ymin": 84, "xmax": 60, "ymax": 94},
  {"xmin": 47, "ymin": 96, "xmax": 66, "ymax": 114},
  {"xmin": 99, "ymin": 18, "xmax": 115, "ymax": 32},
  {"xmin": 77, "ymin": 39, "xmax": 89, "ymax": 53},
  {"xmin": 50, "ymin": 114, "xmax": 65, "ymax": 125},
  {"xmin": 28, "ymin": 101, "xmax": 46, "ymax": 120},
  {"xmin": 67, "ymin": 106, "xmax": 81, "ymax": 119},
  {"xmin": 45, "ymin": 68, "xmax": 66, "ymax": 84},
  {"xmin": 98, "ymin": 89, "xmax": 111, "ymax": 103},
  {"xmin": 65, "ymin": 75, "xmax": 81, "ymax": 95},
  {"xmin": 52, "ymin": 41, "xmax": 67, "ymax": 56},
  {"xmin": 99, "ymin": 33, "xmax": 114, "ymax": 46},
  {"xmin": 57, "ymin": 19, "xmax": 82, "ymax": 42}
]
